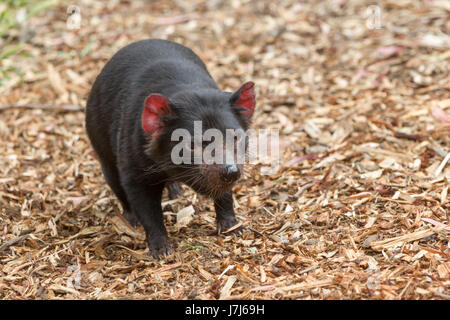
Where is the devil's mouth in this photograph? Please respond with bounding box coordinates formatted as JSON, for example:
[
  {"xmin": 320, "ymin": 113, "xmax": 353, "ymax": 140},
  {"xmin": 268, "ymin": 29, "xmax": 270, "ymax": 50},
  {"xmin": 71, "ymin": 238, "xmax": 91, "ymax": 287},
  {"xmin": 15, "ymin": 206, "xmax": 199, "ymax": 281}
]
[{"xmin": 184, "ymin": 176, "xmax": 235, "ymax": 199}]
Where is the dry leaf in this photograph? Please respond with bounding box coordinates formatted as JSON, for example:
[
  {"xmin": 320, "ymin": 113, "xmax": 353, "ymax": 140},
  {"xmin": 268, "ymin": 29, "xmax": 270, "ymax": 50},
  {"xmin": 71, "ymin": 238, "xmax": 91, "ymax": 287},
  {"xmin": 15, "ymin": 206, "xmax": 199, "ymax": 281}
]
[{"xmin": 176, "ymin": 205, "xmax": 195, "ymax": 230}]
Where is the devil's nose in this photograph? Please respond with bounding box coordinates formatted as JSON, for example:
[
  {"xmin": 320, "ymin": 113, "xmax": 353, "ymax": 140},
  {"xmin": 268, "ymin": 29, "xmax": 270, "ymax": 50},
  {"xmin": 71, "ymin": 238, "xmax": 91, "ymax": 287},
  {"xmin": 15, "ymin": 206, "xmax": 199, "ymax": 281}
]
[{"xmin": 220, "ymin": 164, "xmax": 240, "ymax": 183}]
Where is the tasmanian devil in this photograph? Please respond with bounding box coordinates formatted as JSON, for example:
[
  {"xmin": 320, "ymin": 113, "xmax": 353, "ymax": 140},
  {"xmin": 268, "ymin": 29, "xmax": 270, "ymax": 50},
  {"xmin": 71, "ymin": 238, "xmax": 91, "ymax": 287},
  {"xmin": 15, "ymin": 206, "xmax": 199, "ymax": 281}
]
[{"xmin": 85, "ymin": 39, "xmax": 256, "ymax": 258}]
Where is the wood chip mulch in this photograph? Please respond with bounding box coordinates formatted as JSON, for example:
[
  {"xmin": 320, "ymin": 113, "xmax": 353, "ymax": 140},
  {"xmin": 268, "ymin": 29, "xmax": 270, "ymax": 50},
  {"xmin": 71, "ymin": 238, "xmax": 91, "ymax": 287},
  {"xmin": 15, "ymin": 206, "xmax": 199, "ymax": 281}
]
[{"xmin": 0, "ymin": 0, "xmax": 449, "ymax": 299}]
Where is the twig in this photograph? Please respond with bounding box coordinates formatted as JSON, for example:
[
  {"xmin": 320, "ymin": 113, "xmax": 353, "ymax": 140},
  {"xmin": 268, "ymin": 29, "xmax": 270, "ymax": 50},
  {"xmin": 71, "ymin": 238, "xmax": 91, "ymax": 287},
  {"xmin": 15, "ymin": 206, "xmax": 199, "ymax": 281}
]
[
  {"xmin": 248, "ymin": 226, "xmax": 265, "ymax": 237},
  {"xmin": 148, "ymin": 262, "xmax": 182, "ymax": 274},
  {"xmin": 152, "ymin": 12, "xmax": 200, "ymax": 25},
  {"xmin": 0, "ymin": 234, "xmax": 29, "ymax": 253},
  {"xmin": 277, "ymin": 278, "xmax": 334, "ymax": 292},
  {"xmin": 394, "ymin": 131, "xmax": 424, "ymax": 141},
  {"xmin": 399, "ymin": 279, "xmax": 413, "ymax": 298},
  {"xmin": 0, "ymin": 104, "xmax": 84, "ymax": 112},
  {"xmin": 435, "ymin": 151, "xmax": 450, "ymax": 177},
  {"xmin": 370, "ymin": 227, "xmax": 444, "ymax": 251},
  {"xmin": 298, "ymin": 264, "xmax": 319, "ymax": 275}
]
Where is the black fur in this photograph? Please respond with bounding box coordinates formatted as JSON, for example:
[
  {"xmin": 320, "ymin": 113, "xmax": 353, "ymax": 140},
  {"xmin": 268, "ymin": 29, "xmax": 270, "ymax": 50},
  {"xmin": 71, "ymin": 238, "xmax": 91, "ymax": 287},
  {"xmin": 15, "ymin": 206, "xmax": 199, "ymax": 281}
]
[{"xmin": 85, "ymin": 39, "xmax": 251, "ymax": 258}]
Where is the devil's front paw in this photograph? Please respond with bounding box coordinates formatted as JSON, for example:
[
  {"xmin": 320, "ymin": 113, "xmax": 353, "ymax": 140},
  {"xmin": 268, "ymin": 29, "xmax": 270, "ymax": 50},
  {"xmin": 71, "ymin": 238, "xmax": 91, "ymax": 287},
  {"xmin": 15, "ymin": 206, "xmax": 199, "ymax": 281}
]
[
  {"xmin": 147, "ymin": 235, "xmax": 174, "ymax": 259},
  {"xmin": 217, "ymin": 217, "xmax": 245, "ymax": 235}
]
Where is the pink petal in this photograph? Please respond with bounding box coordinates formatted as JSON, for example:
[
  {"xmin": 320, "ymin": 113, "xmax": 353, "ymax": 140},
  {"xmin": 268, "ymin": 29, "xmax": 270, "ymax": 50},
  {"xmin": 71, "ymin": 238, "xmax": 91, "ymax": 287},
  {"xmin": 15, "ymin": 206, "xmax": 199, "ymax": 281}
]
[
  {"xmin": 422, "ymin": 218, "xmax": 450, "ymax": 231},
  {"xmin": 432, "ymin": 105, "xmax": 450, "ymax": 123},
  {"xmin": 377, "ymin": 46, "xmax": 406, "ymax": 56},
  {"xmin": 67, "ymin": 196, "xmax": 88, "ymax": 206},
  {"xmin": 354, "ymin": 69, "xmax": 369, "ymax": 81},
  {"xmin": 285, "ymin": 154, "xmax": 319, "ymax": 166}
]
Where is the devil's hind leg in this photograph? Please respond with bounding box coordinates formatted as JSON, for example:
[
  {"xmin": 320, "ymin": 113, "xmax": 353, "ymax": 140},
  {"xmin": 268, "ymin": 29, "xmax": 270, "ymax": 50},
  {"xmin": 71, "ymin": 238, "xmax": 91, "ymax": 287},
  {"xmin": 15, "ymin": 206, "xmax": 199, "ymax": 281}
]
[{"xmin": 100, "ymin": 162, "xmax": 138, "ymax": 227}]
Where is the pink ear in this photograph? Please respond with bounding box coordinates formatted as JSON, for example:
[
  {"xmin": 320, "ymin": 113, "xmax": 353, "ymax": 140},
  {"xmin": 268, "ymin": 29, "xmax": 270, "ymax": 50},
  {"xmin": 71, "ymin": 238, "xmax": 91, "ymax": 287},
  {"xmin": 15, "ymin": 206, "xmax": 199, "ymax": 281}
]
[
  {"xmin": 142, "ymin": 94, "xmax": 171, "ymax": 138},
  {"xmin": 231, "ymin": 81, "xmax": 255, "ymax": 118}
]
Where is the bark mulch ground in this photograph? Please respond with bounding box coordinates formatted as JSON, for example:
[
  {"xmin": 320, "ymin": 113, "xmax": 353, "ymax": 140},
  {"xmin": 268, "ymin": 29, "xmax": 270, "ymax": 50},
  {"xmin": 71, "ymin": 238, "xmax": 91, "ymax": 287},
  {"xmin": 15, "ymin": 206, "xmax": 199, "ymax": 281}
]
[{"xmin": 0, "ymin": 0, "xmax": 449, "ymax": 299}]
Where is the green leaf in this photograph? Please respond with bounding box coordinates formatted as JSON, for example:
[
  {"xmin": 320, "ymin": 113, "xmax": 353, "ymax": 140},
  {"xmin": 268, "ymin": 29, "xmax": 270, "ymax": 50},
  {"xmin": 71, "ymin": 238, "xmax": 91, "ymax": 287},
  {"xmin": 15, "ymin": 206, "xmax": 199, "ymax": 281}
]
[
  {"xmin": 80, "ymin": 41, "xmax": 95, "ymax": 57},
  {"xmin": 26, "ymin": 0, "xmax": 59, "ymax": 20},
  {"xmin": 19, "ymin": 51, "xmax": 33, "ymax": 58},
  {"xmin": 0, "ymin": 10, "xmax": 9, "ymax": 24},
  {"xmin": 0, "ymin": 69, "xmax": 11, "ymax": 80},
  {"xmin": 185, "ymin": 243, "xmax": 204, "ymax": 250},
  {"xmin": 0, "ymin": 12, "xmax": 15, "ymax": 38},
  {"xmin": 6, "ymin": 66, "xmax": 24, "ymax": 76},
  {"xmin": 0, "ymin": 42, "xmax": 23, "ymax": 60}
]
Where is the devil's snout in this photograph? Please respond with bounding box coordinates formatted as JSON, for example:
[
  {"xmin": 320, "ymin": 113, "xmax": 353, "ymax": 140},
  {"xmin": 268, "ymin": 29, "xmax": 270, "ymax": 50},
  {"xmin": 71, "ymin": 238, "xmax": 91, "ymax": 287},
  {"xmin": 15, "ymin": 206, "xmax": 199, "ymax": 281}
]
[{"xmin": 220, "ymin": 164, "xmax": 240, "ymax": 183}]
